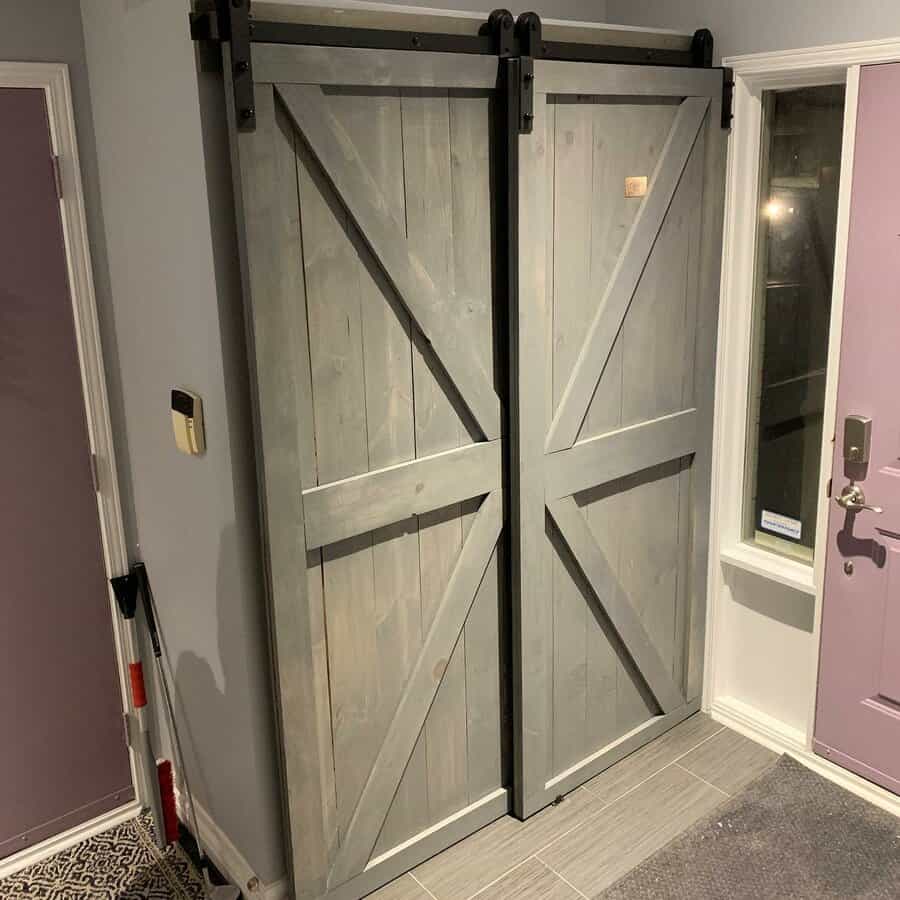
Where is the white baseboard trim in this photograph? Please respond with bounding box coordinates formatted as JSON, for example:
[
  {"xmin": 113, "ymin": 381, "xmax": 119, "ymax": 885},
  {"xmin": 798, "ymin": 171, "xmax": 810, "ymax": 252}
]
[
  {"xmin": 0, "ymin": 800, "xmax": 141, "ymax": 882},
  {"xmin": 711, "ymin": 696, "xmax": 900, "ymax": 819},
  {"xmin": 175, "ymin": 791, "xmax": 288, "ymax": 900}
]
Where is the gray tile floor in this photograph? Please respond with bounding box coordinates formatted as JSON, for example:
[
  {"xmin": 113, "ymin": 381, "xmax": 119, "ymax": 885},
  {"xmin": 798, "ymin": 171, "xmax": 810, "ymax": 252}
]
[{"xmin": 373, "ymin": 714, "xmax": 778, "ymax": 900}]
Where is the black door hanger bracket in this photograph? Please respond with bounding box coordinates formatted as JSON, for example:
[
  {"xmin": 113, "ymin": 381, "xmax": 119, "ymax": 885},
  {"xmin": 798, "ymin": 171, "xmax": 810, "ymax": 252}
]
[{"xmin": 189, "ymin": 3, "xmax": 726, "ymax": 133}]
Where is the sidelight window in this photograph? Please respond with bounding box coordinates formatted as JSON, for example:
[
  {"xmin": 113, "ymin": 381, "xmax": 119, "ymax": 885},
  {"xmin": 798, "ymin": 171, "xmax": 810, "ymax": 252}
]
[{"xmin": 744, "ymin": 84, "xmax": 845, "ymax": 562}]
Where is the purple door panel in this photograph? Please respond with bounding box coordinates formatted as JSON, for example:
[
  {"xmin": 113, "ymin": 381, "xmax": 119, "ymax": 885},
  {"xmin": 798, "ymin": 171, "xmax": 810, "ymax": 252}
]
[
  {"xmin": 814, "ymin": 63, "xmax": 900, "ymax": 795},
  {"xmin": 0, "ymin": 87, "xmax": 133, "ymax": 858}
]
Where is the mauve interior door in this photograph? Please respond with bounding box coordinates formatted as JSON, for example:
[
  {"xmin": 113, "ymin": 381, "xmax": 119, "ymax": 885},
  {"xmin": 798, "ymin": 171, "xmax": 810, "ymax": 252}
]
[
  {"xmin": 0, "ymin": 87, "xmax": 133, "ymax": 859},
  {"xmin": 814, "ymin": 63, "xmax": 900, "ymax": 796}
]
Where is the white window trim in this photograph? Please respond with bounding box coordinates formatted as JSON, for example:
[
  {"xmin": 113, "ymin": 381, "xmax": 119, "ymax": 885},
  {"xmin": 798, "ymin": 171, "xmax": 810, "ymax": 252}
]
[
  {"xmin": 0, "ymin": 62, "xmax": 141, "ymax": 879},
  {"xmin": 713, "ymin": 59, "xmax": 855, "ymax": 597},
  {"xmin": 706, "ymin": 36, "xmax": 900, "ymax": 747}
]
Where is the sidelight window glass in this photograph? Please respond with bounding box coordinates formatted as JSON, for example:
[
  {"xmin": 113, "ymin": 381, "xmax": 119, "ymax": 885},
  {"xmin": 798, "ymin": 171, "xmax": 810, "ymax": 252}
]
[{"xmin": 744, "ymin": 84, "xmax": 845, "ymax": 562}]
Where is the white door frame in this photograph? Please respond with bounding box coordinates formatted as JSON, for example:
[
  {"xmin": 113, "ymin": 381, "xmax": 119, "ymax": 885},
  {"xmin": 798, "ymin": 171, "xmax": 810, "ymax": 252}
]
[
  {"xmin": 0, "ymin": 61, "xmax": 141, "ymax": 879},
  {"xmin": 706, "ymin": 37, "xmax": 900, "ymax": 819}
]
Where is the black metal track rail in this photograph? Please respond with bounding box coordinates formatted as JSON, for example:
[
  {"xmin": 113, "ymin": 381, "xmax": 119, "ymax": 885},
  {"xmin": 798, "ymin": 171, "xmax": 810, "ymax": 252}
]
[{"xmin": 190, "ymin": 2, "xmax": 731, "ymax": 132}]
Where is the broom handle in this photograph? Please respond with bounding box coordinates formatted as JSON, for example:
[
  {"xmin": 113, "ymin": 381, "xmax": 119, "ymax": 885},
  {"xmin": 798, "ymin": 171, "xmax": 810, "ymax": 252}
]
[
  {"xmin": 132, "ymin": 564, "xmax": 209, "ymax": 867},
  {"xmin": 109, "ymin": 573, "xmax": 166, "ymax": 850}
]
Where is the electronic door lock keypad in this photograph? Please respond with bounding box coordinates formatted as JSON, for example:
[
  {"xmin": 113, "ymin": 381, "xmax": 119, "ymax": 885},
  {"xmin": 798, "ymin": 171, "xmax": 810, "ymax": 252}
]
[{"xmin": 843, "ymin": 415, "xmax": 872, "ymax": 465}]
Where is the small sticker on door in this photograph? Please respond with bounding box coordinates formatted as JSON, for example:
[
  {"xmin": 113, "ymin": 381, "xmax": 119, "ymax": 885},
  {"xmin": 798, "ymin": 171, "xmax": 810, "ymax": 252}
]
[
  {"xmin": 760, "ymin": 510, "xmax": 802, "ymax": 541},
  {"xmin": 624, "ymin": 176, "xmax": 648, "ymax": 198}
]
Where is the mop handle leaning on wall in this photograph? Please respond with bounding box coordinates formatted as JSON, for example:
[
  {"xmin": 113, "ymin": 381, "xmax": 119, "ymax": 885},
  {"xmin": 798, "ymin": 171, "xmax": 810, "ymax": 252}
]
[
  {"xmin": 109, "ymin": 573, "xmax": 167, "ymax": 850},
  {"xmin": 131, "ymin": 563, "xmax": 235, "ymax": 898}
]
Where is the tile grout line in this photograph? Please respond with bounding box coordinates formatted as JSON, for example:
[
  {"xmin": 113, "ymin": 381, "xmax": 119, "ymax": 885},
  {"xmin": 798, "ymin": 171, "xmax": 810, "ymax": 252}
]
[
  {"xmin": 535, "ymin": 855, "xmax": 591, "ymax": 900},
  {"xmin": 536, "ymin": 724, "xmax": 729, "ymax": 858},
  {"xmin": 579, "ymin": 723, "xmax": 726, "ymax": 806},
  {"xmin": 674, "ymin": 763, "xmax": 731, "ymax": 799},
  {"xmin": 410, "ymin": 871, "xmax": 441, "ymax": 900},
  {"xmin": 464, "ymin": 855, "xmax": 538, "ymax": 900},
  {"xmin": 437, "ymin": 722, "xmax": 730, "ymax": 900},
  {"xmin": 522, "ymin": 792, "xmax": 614, "ymax": 864}
]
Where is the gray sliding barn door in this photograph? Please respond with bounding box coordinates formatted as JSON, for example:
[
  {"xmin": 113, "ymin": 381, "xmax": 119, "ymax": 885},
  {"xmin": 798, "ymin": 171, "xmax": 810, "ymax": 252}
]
[
  {"xmin": 513, "ymin": 61, "xmax": 726, "ymax": 816},
  {"xmin": 228, "ymin": 46, "xmax": 508, "ymax": 900}
]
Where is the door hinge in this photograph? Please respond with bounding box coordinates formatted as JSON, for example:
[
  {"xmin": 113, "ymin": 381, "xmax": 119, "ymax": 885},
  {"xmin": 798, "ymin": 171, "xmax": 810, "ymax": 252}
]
[
  {"xmin": 51, "ymin": 154, "xmax": 63, "ymax": 198},
  {"xmin": 721, "ymin": 67, "xmax": 734, "ymax": 129}
]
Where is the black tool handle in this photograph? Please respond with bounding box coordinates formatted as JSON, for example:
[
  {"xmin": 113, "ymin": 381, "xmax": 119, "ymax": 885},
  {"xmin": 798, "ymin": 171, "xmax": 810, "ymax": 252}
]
[
  {"xmin": 110, "ymin": 574, "xmax": 139, "ymax": 620},
  {"xmin": 132, "ymin": 562, "xmax": 162, "ymax": 659}
]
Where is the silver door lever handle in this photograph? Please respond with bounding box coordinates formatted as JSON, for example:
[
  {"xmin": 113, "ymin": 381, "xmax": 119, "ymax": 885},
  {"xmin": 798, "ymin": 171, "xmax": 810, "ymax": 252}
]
[{"xmin": 836, "ymin": 483, "xmax": 883, "ymax": 514}]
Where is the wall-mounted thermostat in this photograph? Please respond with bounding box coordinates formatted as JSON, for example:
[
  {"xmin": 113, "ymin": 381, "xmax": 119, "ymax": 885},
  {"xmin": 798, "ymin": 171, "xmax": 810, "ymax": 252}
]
[{"xmin": 171, "ymin": 388, "xmax": 205, "ymax": 456}]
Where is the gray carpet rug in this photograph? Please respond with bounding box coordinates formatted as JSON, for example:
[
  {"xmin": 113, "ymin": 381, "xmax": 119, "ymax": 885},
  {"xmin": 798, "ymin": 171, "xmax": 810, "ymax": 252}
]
[
  {"xmin": 0, "ymin": 813, "xmax": 205, "ymax": 899},
  {"xmin": 600, "ymin": 756, "xmax": 900, "ymax": 899}
]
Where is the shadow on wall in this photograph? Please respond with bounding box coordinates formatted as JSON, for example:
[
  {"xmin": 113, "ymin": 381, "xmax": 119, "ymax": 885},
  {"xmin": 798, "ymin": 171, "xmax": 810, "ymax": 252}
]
[
  {"xmin": 170, "ymin": 521, "xmax": 281, "ymax": 846},
  {"xmin": 726, "ymin": 565, "xmax": 815, "ymax": 633}
]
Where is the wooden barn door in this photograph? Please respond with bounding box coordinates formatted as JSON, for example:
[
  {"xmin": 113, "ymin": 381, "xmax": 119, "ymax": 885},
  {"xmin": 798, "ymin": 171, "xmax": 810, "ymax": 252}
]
[
  {"xmin": 513, "ymin": 61, "xmax": 726, "ymax": 816},
  {"xmin": 230, "ymin": 47, "xmax": 508, "ymax": 900}
]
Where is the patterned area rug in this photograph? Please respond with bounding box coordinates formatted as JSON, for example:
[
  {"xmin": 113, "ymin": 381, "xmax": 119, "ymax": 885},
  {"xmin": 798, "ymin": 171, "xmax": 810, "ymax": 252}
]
[
  {"xmin": 600, "ymin": 755, "xmax": 900, "ymax": 899},
  {"xmin": 0, "ymin": 813, "xmax": 205, "ymax": 899}
]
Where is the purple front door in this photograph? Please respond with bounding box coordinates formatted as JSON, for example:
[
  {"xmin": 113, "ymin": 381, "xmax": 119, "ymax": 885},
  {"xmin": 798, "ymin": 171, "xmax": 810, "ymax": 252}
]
[
  {"xmin": 0, "ymin": 87, "xmax": 133, "ymax": 857},
  {"xmin": 814, "ymin": 63, "xmax": 900, "ymax": 795}
]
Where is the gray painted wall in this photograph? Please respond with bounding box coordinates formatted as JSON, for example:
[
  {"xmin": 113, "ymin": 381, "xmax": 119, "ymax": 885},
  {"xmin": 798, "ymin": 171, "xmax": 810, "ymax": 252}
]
[
  {"xmin": 605, "ymin": 0, "xmax": 900, "ymax": 60},
  {"xmin": 371, "ymin": 0, "xmax": 607, "ymax": 19},
  {"xmin": 78, "ymin": 0, "xmax": 285, "ymax": 885}
]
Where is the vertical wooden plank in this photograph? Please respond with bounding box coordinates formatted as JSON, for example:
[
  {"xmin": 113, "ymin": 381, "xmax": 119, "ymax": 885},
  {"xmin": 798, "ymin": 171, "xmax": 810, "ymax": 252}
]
[
  {"xmin": 620, "ymin": 133, "xmax": 695, "ymax": 429},
  {"xmin": 450, "ymin": 91, "xmax": 503, "ymax": 803},
  {"xmin": 688, "ymin": 105, "xmax": 726, "ymax": 702},
  {"xmin": 544, "ymin": 100, "xmax": 556, "ymax": 444},
  {"xmin": 227, "ymin": 81, "xmax": 328, "ymax": 898},
  {"xmin": 327, "ymin": 89, "xmax": 431, "ymax": 860},
  {"xmin": 618, "ymin": 464, "xmax": 682, "ymax": 678},
  {"xmin": 579, "ymin": 494, "xmax": 619, "ymax": 753},
  {"xmin": 580, "ymin": 103, "xmax": 677, "ymax": 441},
  {"xmin": 297, "ymin": 113, "xmax": 378, "ymax": 847},
  {"xmin": 550, "ymin": 99, "xmax": 593, "ymax": 775},
  {"xmin": 541, "ymin": 101, "xmax": 559, "ymax": 781},
  {"xmin": 674, "ymin": 136, "xmax": 706, "ymax": 695},
  {"xmin": 401, "ymin": 88, "xmax": 469, "ymax": 825},
  {"xmin": 375, "ymin": 731, "xmax": 428, "ymax": 856},
  {"xmin": 613, "ymin": 136, "xmax": 693, "ymax": 723},
  {"xmin": 278, "ymin": 103, "xmax": 341, "ymax": 867},
  {"xmin": 306, "ymin": 549, "xmax": 339, "ymax": 863},
  {"xmin": 513, "ymin": 76, "xmax": 552, "ymax": 817},
  {"xmin": 581, "ymin": 103, "xmax": 629, "ymax": 756}
]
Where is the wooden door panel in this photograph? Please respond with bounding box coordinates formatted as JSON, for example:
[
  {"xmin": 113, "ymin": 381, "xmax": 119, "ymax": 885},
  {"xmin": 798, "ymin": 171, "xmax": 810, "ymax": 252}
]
[
  {"xmin": 232, "ymin": 56, "xmax": 506, "ymax": 899},
  {"xmin": 546, "ymin": 96, "xmax": 709, "ymax": 454},
  {"xmin": 279, "ymin": 84, "xmax": 500, "ymax": 441},
  {"xmin": 514, "ymin": 62, "xmax": 725, "ymax": 814}
]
